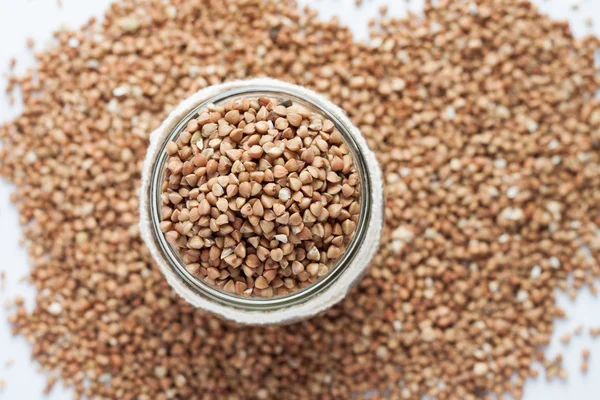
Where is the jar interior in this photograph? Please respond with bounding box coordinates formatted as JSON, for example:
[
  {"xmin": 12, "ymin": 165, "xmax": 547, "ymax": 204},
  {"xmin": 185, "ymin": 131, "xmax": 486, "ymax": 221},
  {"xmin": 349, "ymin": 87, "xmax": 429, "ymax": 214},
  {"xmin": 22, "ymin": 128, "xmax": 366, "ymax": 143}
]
[{"xmin": 149, "ymin": 86, "xmax": 374, "ymax": 310}]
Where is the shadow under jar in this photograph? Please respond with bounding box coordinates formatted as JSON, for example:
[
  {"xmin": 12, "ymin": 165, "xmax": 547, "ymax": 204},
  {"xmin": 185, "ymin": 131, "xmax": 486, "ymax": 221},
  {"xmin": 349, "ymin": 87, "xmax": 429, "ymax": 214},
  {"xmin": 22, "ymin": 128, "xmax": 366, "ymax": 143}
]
[{"xmin": 140, "ymin": 79, "xmax": 383, "ymax": 325}]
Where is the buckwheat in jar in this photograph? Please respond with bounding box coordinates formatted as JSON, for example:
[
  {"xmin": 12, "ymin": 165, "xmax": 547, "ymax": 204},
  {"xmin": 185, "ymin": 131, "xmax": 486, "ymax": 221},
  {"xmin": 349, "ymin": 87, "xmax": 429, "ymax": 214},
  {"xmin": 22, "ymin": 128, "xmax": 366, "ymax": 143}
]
[{"xmin": 140, "ymin": 78, "xmax": 382, "ymax": 325}]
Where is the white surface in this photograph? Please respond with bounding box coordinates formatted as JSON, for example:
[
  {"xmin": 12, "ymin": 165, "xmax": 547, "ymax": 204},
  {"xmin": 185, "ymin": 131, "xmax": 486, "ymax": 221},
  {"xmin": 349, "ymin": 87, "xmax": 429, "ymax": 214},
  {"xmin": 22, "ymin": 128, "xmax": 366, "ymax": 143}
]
[{"xmin": 0, "ymin": 0, "xmax": 599, "ymax": 398}]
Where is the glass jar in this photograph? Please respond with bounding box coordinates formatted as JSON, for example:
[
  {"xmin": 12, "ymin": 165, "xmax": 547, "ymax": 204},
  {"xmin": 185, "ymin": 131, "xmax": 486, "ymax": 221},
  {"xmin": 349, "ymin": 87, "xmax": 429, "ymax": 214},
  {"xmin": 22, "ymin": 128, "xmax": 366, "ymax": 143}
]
[{"xmin": 139, "ymin": 78, "xmax": 383, "ymax": 325}]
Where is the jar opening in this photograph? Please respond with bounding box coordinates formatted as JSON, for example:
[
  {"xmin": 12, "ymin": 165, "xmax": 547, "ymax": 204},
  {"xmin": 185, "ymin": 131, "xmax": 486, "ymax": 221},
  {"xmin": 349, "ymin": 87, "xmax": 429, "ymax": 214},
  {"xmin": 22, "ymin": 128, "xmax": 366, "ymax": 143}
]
[{"xmin": 144, "ymin": 81, "xmax": 380, "ymax": 316}]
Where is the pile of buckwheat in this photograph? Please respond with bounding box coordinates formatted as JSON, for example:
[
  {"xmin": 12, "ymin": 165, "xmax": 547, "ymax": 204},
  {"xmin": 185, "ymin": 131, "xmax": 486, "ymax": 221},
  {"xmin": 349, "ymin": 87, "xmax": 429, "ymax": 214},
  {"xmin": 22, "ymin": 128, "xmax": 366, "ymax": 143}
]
[
  {"xmin": 160, "ymin": 96, "xmax": 360, "ymax": 297},
  {"xmin": 1, "ymin": 0, "xmax": 599, "ymax": 399}
]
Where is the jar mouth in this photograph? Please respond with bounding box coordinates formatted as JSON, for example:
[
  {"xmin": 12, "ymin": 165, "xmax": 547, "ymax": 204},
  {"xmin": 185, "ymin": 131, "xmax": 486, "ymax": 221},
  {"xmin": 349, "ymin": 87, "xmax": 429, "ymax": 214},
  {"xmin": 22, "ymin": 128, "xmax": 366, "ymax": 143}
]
[{"xmin": 148, "ymin": 84, "xmax": 374, "ymax": 311}]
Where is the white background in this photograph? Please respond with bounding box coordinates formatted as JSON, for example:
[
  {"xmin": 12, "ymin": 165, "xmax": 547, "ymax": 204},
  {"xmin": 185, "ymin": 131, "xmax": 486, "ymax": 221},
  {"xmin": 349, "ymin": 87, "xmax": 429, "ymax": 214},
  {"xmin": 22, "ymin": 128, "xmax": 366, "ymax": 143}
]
[{"xmin": 1, "ymin": 0, "xmax": 599, "ymax": 399}]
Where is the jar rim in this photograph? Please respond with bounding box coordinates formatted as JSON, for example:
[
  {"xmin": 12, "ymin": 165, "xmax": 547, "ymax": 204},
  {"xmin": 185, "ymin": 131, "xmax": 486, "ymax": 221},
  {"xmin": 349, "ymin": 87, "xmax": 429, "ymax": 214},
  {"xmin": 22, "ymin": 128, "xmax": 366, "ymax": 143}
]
[{"xmin": 140, "ymin": 78, "xmax": 383, "ymax": 323}]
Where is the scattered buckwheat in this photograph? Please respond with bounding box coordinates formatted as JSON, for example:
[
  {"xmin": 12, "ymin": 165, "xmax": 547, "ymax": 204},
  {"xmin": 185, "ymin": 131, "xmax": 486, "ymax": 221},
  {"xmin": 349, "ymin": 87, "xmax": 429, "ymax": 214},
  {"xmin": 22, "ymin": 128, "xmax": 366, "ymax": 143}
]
[
  {"xmin": 581, "ymin": 361, "xmax": 589, "ymax": 374},
  {"xmin": 544, "ymin": 354, "xmax": 566, "ymax": 381},
  {"xmin": 160, "ymin": 96, "xmax": 360, "ymax": 297},
  {"xmin": 582, "ymin": 348, "xmax": 591, "ymax": 359},
  {"xmin": 0, "ymin": 0, "xmax": 599, "ymax": 399}
]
